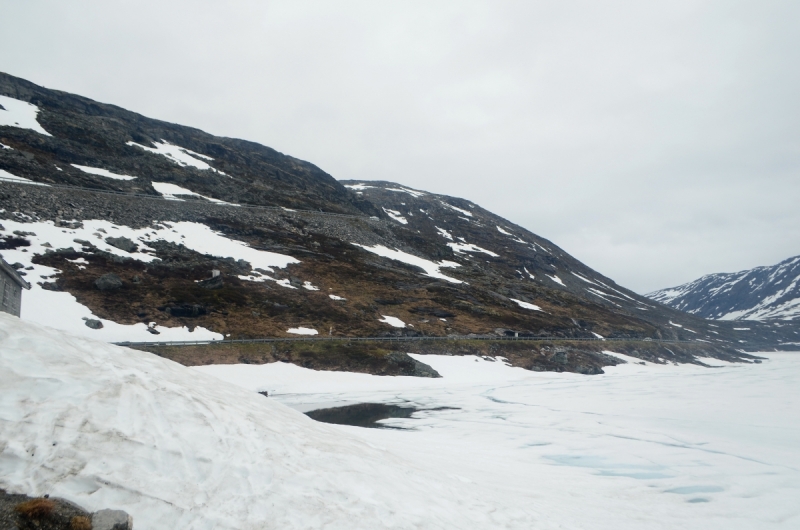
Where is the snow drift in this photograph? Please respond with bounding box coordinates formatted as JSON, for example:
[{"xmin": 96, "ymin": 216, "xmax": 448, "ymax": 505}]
[{"xmin": 0, "ymin": 313, "xmax": 522, "ymax": 529}]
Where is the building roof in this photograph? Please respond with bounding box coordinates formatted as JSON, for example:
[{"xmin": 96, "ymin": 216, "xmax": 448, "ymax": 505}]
[{"xmin": 0, "ymin": 256, "xmax": 31, "ymax": 290}]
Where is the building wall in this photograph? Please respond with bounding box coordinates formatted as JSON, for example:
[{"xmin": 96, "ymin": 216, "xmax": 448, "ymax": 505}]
[{"xmin": 0, "ymin": 269, "xmax": 23, "ymax": 316}]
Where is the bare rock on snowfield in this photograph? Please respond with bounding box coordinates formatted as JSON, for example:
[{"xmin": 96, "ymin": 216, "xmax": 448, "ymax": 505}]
[
  {"xmin": 104, "ymin": 236, "xmax": 137, "ymax": 253},
  {"xmin": 83, "ymin": 318, "xmax": 103, "ymax": 329},
  {"xmin": 92, "ymin": 509, "xmax": 133, "ymax": 530}
]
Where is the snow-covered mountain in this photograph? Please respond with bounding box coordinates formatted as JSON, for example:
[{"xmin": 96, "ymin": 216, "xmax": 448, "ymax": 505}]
[
  {"xmin": 647, "ymin": 255, "xmax": 800, "ymax": 321},
  {"xmin": 2, "ymin": 70, "xmax": 798, "ymax": 364}
]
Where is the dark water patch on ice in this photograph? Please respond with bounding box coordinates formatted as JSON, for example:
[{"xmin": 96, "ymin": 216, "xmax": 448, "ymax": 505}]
[
  {"xmin": 688, "ymin": 497, "xmax": 710, "ymax": 503},
  {"xmin": 305, "ymin": 403, "xmax": 458, "ymax": 429}
]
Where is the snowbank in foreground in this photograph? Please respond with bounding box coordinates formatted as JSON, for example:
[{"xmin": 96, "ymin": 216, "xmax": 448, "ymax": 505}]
[{"xmin": 0, "ymin": 313, "xmax": 526, "ymax": 530}]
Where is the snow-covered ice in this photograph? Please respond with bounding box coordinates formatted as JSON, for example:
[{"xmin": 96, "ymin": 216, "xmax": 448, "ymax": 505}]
[
  {"xmin": 3, "ymin": 313, "xmax": 798, "ymax": 529},
  {"xmin": 0, "ymin": 95, "xmax": 52, "ymax": 136},
  {"xmin": 198, "ymin": 350, "xmax": 800, "ymax": 530},
  {"xmin": 328, "ymin": 294, "xmax": 346, "ymax": 301},
  {"xmin": 378, "ymin": 315, "xmax": 406, "ymax": 328},
  {"xmin": 71, "ymin": 164, "xmax": 137, "ymax": 181},
  {"xmin": 353, "ymin": 243, "xmax": 463, "ymax": 284},
  {"xmin": 547, "ymin": 273, "xmax": 565, "ymax": 286}
]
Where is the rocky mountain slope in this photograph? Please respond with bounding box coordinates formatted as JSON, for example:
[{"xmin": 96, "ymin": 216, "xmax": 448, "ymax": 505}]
[
  {"xmin": 2, "ymin": 71, "xmax": 797, "ymax": 369},
  {"xmin": 648, "ymin": 255, "xmax": 800, "ymax": 322}
]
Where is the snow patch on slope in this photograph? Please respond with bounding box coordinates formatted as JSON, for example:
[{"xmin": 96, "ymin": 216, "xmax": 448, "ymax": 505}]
[
  {"xmin": 382, "ymin": 207, "xmax": 408, "ymax": 224},
  {"xmin": 151, "ymin": 182, "xmax": 236, "ymax": 205},
  {"xmin": 126, "ymin": 140, "xmax": 226, "ymax": 174},
  {"xmin": 448, "ymin": 242, "xmax": 499, "ymax": 257},
  {"xmin": 287, "ymin": 327, "xmax": 318, "ymax": 335},
  {"xmin": 71, "ymin": 164, "xmax": 136, "ymax": 181},
  {"xmin": 0, "ymin": 95, "xmax": 52, "ymax": 136},
  {"xmin": 510, "ymin": 298, "xmax": 542, "ymax": 311},
  {"xmin": 440, "ymin": 202, "xmax": 473, "ymax": 217},
  {"xmin": 385, "ymin": 186, "xmax": 426, "ymax": 198},
  {"xmin": 0, "ymin": 169, "xmax": 48, "ymax": 186},
  {"xmin": 343, "ymin": 183, "xmax": 375, "ymax": 191},
  {"xmin": 353, "ymin": 243, "xmax": 463, "ymax": 284},
  {"xmin": 0, "ymin": 219, "xmax": 298, "ymax": 340},
  {"xmin": 435, "ymin": 226, "xmax": 454, "ymax": 240},
  {"xmin": 379, "ymin": 315, "xmax": 406, "ymax": 328}
]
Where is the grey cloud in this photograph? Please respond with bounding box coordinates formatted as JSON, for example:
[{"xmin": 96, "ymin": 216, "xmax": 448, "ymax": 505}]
[{"xmin": 1, "ymin": 0, "xmax": 798, "ymax": 293}]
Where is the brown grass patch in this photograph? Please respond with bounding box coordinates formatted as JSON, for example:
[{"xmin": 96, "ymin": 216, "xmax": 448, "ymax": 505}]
[{"xmin": 14, "ymin": 498, "xmax": 55, "ymax": 519}]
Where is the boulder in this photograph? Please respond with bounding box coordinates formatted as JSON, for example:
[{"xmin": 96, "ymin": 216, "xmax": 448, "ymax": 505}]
[
  {"xmin": 199, "ymin": 275, "xmax": 224, "ymax": 289},
  {"xmin": 386, "ymin": 352, "xmax": 441, "ymax": 378},
  {"xmin": 105, "ymin": 236, "xmax": 138, "ymax": 253},
  {"xmin": 551, "ymin": 351, "xmax": 568, "ymax": 364},
  {"xmin": 83, "ymin": 318, "xmax": 103, "ymax": 329},
  {"xmin": 92, "ymin": 509, "xmax": 133, "ymax": 530},
  {"xmin": 95, "ymin": 273, "xmax": 123, "ymax": 291}
]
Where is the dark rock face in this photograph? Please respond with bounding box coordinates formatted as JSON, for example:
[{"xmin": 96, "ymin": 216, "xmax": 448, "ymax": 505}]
[
  {"xmin": 94, "ymin": 273, "xmax": 123, "ymax": 290},
  {"xmin": 0, "ymin": 71, "xmax": 378, "ymax": 216},
  {"xmin": 83, "ymin": 318, "xmax": 103, "ymax": 329},
  {"xmin": 165, "ymin": 304, "xmax": 207, "ymax": 318}
]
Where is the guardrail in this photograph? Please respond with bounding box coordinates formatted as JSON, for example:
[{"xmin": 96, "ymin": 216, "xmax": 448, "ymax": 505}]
[
  {"xmin": 0, "ymin": 177, "xmax": 378, "ymax": 221},
  {"xmin": 115, "ymin": 335, "xmax": 697, "ymax": 348}
]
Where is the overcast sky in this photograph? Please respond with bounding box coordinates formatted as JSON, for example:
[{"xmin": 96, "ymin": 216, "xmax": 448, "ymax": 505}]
[{"xmin": 1, "ymin": 0, "xmax": 798, "ymax": 293}]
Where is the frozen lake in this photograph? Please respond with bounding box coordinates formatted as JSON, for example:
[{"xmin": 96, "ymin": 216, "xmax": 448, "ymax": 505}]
[{"xmin": 197, "ymin": 351, "xmax": 800, "ymax": 529}]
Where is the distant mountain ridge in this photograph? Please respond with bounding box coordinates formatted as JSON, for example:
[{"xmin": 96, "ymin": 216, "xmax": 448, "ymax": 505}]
[{"xmin": 647, "ymin": 255, "xmax": 800, "ymax": 321}]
